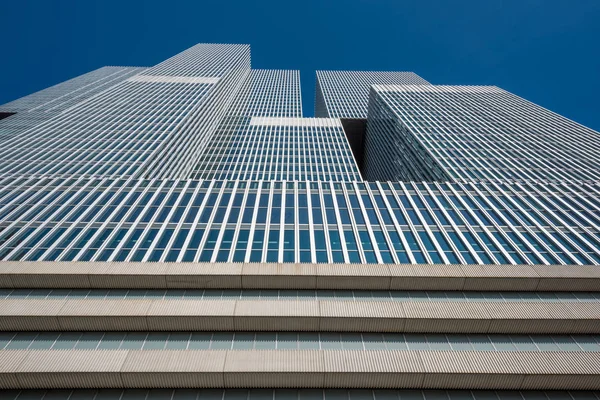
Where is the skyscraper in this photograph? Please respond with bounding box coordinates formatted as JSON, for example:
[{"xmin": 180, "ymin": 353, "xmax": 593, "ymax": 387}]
[
  {"xmin": 1, "ymin": 43, "xmax": 600, "ymax": 400},
  {"xmin": 315, "ymin": 71, "xmax": 430, "ymax": 118}
]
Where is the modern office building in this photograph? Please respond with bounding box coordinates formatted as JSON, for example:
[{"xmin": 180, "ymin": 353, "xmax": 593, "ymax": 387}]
[
  {"xmin": 315, "ymin": 71, "xmax": 430, "ymax": 118},
  {"xmin": 0, "ymin": 43, "xmax": 600, "ymax": 400}
]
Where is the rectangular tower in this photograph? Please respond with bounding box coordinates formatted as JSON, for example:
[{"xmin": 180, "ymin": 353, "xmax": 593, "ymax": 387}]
[
  {"xmin": 0, "ymin": 44, "xmax": 250, "ymax": 179},
  {"xmin": 365, "ymin": 85, "xmax": 600, "ymax": 182},
  {"xmin": 315, "ymin": 70, "xmax": 430, "ymax": 118}
]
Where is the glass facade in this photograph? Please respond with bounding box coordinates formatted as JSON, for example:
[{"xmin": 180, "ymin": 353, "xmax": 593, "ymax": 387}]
[
  {"xmin": 364, "ymin": 85, "xmax": 600, "ymax": 182},
  {"xmin": 315, "ymin": 71, "xmax": 430, "ymax": 118},
  {"xmin": 191, "ymin": 118, "xmax": 362, "ymax": 181},
  {"xmin": 0, "ymin": 178, "xmax": 597, "ymax": 265},
  {"xmin": 0, "ymin": 67, "xmax": 145, "ymax": 141}
]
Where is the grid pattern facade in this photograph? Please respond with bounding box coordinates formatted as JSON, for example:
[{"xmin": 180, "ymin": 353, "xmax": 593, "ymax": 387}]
[
  {"xmin": 191, "ymin": 118, "xmax": 361, "ymax": 181},
  {"xmin": 365, "ymin": 85, "xmax": 600, "ymax": 182},
  {"xmin": 1, "ymin": 43, "xmax": 600, "ymax": 395},
  {"xmin": 0, "ymin": 44, "xmax": 251, "ymax": 180},
  {"xmin": 315, "ymin": 71, "xmax": 430, "ymax": 118},
  {"xmin": 0, "ymin": 66, "xmax": 145, "ymax": 114},
  {"xmin": 230, "ymin": 69, "xmax": 302, "ymax": 117},
  {"xmin": 0, "ymin": 178, "xmax": 597, "ymax": 265},
  {"xmin": 0, "ymin": 78, "xmax": 216, "ymax": 178},
  {"xmin": 0, "ymin": 67, "xmax": 145, "ymax": 141}
]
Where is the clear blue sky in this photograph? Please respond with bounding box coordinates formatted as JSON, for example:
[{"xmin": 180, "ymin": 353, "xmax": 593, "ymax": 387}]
[{"xmin": 1, "ymin": 0, "xmax": 599, "ymax": 129}]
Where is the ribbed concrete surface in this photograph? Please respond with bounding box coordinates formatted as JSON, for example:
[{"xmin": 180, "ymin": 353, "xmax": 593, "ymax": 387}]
[
  {"xmin": 0, "ymin": 351, "xmax": 28, "ymax": 389},
  {"xmin": 224, "ymin": 350, "xmax": 325, "ymax": 387},
  {"xmin": 319, "ymin": 301, "xmax": 406, "ymax": 332},
  {"xmin": 14, "ymin": 350, "xmax": 128, "ymax": 388},
  {"xmin": 322, "ymin": 350, "xmax": 424, "ymax": 388},
  {"xmin": 1, "ymin": 261, "xmax": 599, "ymax": 291},
  {"xmin": 146, "ymin": 300, "xmax": 236, "ymax": 331},
  {"xmin": 0, "ymin": 350, "xmax": 599, "ymax": 389},
  {"xmin": 234, "ymin": 300, "xmax": 321, "ymax": 331},
  {"xmin": 121, "ymin": 350, "xmax": 226, "ymax": 387},
  {"xmin": 0, "ymin": 299, "xmax": 598, "ymax": 333},
  {"xmin": 2, "ymin": 260, "xmax": 599, "ymax": 391}
]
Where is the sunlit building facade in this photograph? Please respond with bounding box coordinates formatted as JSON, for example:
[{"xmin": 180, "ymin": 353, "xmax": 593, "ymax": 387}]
[
  {"xmin": 315, "ymin": 70, "xmax": 430, "ymax": 118},
  {"xmin": 1, "ymin": 43, "xmax": 600, "ymax": 399}
]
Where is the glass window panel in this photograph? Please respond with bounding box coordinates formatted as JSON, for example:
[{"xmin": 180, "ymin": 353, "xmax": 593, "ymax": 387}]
[
  {"xmin": 324, "ymin": 391, "xmax": 348, "ymax": 400},
  {"xmin": 422, "ymin": 392, "xmax": 448, "ymax": 400},
  {"xmin": 69, "ymin": 391, "xmax": 101, "ymax": 400},
  {"xmin": 52, "ymin": 332, "xmax": 82, "ymax": 350},
  {"xmin": 533, "ymin": 336, "xmax": 560, "ymax": 351},
  {"xmin": 469, "ymin": 335, "xmax": 495, "ymax": 351},
  {"xmin": 74, "ymin": 332, "xmax": 104, "ymax": 350},
  {"xmin": 147, "ymin": 390, "xmax": 176, "ymax": 400},
  {"xmin": 298, "ymin": 332, "xmax": 320, "ymax": 349},
  {"xmin": 363, "ymin": 333, "xmax": 386, "ymax": 350},
  {"xmin": 122, "ymin": 390, "xmax": 151, "ymax": 400},
  {"xmin": 552, "ymin": 335, "xmax": 581, "ymax": 351},
  {"xmin": 398, "ymin": 391, "xmax": 424, "ymax": 400},
  {"xmin": 510, "ymin": 335, "xmax": 537, "ymax": 351},
  {"xmin": 115, "ymin": 332, "xmax": 147, "ymax": 350},
  {"xmin": 224, "ymin": 390, "xmax": 249, "ymax": 400},
  {"xmin": 6, "ymin": 332, "xmax": 37, "ymax": 349},
  {"xmin": 340, "ymin": 333, "xmax": 363, "ymax": 350},
  {"xmin": 572, "ymin": 335, "xmax": 600, "ymax": 351},
  {"xmin": 492, "ymin": 335, "xmax": 516, "ymax": 351},
  {"xmin": 447, "ymin": 335, "xmax": 473, "ymax": 351},
  {"xmin": 211, "ymin": 332, "xmax": 234, "ymax": 349},
  {"xmin": 232, "ymin": 333, "xmax": 255, "ymax": 350},
  {"xmin": 172, "ymin": 390, "xmax": 199, "ymax": 400},
  {"xmin": 254, "ymin": 332, "xmax": 277, "ymax": 349},
  {"xmin": 446, "ymin": 392, "xmax": 474, "ymax": 400},
  {"xmin": 189, "ymin": 333, "xmax": 212, "ymax": 349},
  {"xmin": 321, "ymin": 333, "xmax": 342, "ymax": 349},
  {"xmin": 373, "ymin": 391, "xmax": 399, "ymax": 400},
  {"xmin": 426, "ymin": 334, "xmax": 451, "ymax": 350},
  {"xmin": 28, "ymin": 332, "xmax": 60, "ymax": 349},
  {"xmin": 404, "ymin": 334, "xmax": 428, "ymax": 350},
  {"xmin": 384, "ymin": 333, "xmax": 408, "ymax": 350},
  {"xmin": 495, "ymin": 393, "xmax": 525, "ymax": 400},
  {"xmin": 43, "ymin": 392, "xmax": 78, "ymax": 400},
  {"xmin": 165, "ymin": 332, "xmax": 191, "ymax": 350},
  {"xmin": 277, "ymin": 333, "xmax": 298, "ymax": 349},
  {"xmin": 274, "ymin": 390, "xmax": 298, "ymax": 400},
  {"xmin": 349, "ymin": 391, "xmax": 373, "ymax": 400},
  {"xmin": 299, "ymin": 390, "xmax": 323, "ymax": 400},
  {"xmin": 250, "ymin": 390, "xmax": 274, "ymax": 400}
]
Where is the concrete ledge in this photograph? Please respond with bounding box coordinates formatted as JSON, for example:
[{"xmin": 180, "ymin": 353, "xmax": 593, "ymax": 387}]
[
  {"xmin": 15, "ymin": 350, "xmax": 127, "ymax": 388},
  {"xmin": 224, "ymin": 350, "xmax": 325, "ymax": 387},
  {"xmin": 0, "ymin": 350, "xmax": 599, "ymax": 389},
  {"xmin": 0, "ymin": 299, "xmax": 597, "ymax": 333},
  {"xmin": 1, "ymin": 262, "xmax": 599, "ymax": 291},
  {"xmin": 121, "ymin": 350, "xmax": 226, "ymax": 388}
]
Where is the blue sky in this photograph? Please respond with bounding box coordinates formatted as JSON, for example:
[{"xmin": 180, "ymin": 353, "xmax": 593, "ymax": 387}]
[{"xmin": 1, "ymin": 0, "xmax": 599, "ymax": 129}]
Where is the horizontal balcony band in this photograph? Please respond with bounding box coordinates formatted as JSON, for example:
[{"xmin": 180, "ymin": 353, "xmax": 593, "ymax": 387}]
[
  {"xmin": 0, "ymin": 299, "xmax": 598, "ymax": 333},
  {"xmin": 1, "ymin": 262, "xmax": 600, "ymax": 291},
  {"xmin": 0, "ymin": 349, "xmax": 599, "ymax": 389},
  {"xmin": 4, "ymin": 288, "xmax": 600, "ymax": 303},
  {"xmin": 3, "ymin": 389, "xmax": 600, "ymax": 400},
  {"xmin": 1, "ymin": 331, "xmax": 599, "ymax": 352}
]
